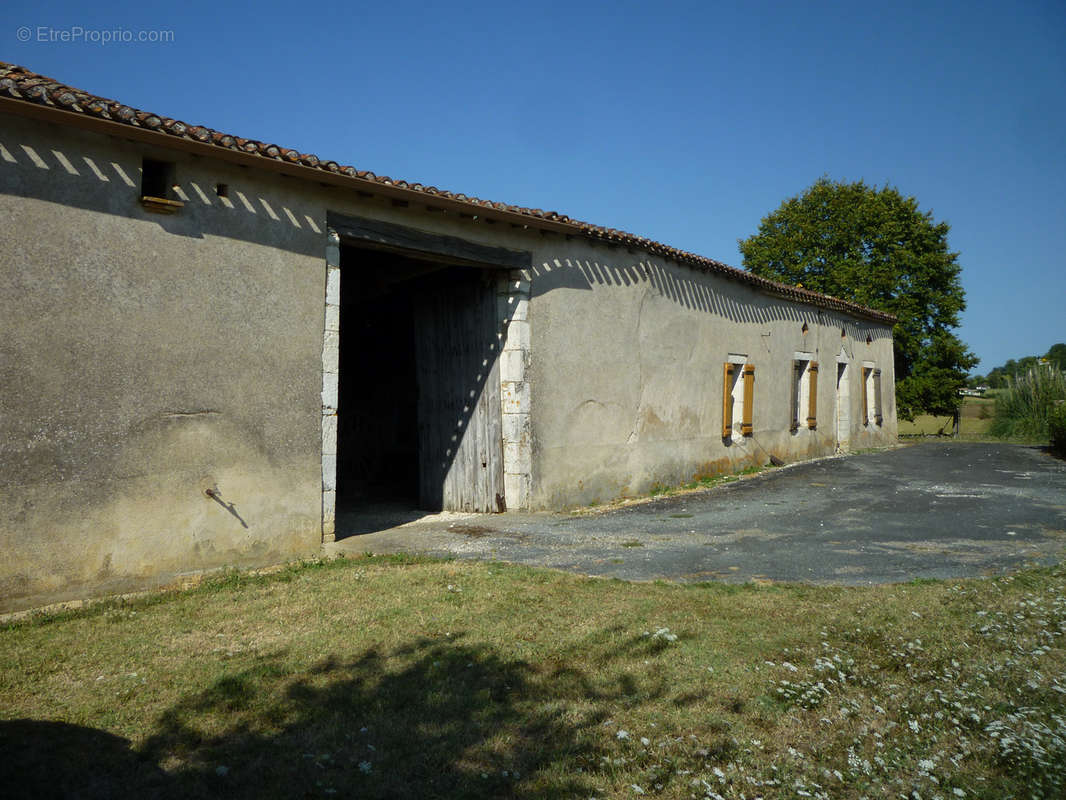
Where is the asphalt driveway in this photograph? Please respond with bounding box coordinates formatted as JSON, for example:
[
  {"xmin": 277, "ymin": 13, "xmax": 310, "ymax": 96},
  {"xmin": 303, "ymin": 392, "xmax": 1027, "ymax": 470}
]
[{"xmin": 327, "ymin": 442, "xmax": 1066, "ymax": 584}]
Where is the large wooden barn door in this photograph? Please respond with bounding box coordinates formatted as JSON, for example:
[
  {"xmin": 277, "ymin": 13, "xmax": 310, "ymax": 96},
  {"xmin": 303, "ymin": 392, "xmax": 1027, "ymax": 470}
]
[{"xmin": 414, "ymin": 273, "xmax": 503, "ymax": 512}]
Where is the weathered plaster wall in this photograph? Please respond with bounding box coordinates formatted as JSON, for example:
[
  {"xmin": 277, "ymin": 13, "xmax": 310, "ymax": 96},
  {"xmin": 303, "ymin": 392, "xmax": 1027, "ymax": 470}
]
[
  {"xmin": 309, "ymin": 190, "xmax": 899, "ymax": 511},
  {"xmin": 0, "ymin": 113, "xmax": 327, "ymax": 611},
  {"xmin": 274, "ymin": 180, "xmax": 894, "ymax": 514},
  {"xmin": 521, "ymin": 245, "xmax": 897, "ymax": 509},
  {"xmin": 0, "ymin": 108, "xmax": 898, "ymax": 609}
]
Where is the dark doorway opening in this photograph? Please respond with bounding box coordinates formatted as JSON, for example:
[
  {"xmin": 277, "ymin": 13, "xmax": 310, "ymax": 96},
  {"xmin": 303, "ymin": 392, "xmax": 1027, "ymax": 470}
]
[{"xmin": 335, "ymin": 244, "xmax": 504, "ymax": 536}]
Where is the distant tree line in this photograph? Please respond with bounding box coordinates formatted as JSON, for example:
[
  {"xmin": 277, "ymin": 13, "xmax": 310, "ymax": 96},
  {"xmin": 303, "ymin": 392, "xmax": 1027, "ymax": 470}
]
[{"xmin": 969, "ymin": 343, "xmax": 1066, "ymax": 388}]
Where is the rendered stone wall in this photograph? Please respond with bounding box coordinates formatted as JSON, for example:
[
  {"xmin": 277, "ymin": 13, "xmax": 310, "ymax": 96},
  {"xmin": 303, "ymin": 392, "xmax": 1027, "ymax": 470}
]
[
  {"xmin": 0, "ymin": 112, "xmax": 326, "ymax": 611},
  {"xmin": 520, "ymin": 245, "xmax": 897, "ymax": 509},
  {"xmin": 0, "ymin": 106, "xmax": 898, "ymax": 609}
]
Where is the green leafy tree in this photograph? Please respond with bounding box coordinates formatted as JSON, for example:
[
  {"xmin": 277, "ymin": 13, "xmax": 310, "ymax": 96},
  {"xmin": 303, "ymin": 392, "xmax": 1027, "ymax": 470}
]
[
  {"xmin": 1045, "ymin": 343, "xmax": 1066, "ymax": 371},
  {"xmin": 739, "ymin": 178, "xmax": 978, "ymax": 420}
]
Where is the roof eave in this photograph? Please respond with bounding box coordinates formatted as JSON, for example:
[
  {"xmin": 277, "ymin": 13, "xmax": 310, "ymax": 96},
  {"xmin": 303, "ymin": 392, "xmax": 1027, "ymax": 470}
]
[{"xmin": 0, "ymin": 93, "xmax": 896, "ymax": 326}]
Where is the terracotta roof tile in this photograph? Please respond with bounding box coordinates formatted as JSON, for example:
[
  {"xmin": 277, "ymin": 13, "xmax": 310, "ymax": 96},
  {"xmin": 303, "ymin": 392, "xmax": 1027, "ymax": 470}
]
[{"xmin": 0, "ymin": 61, "xmax": 895, "ymax": 324}]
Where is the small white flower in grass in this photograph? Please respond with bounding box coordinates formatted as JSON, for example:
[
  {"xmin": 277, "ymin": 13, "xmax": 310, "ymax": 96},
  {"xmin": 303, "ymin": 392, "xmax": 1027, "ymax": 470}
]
[
  {"xmin": 953, "ymin": 790, "xmax": 966, "ymax": 797},
  {"xmin": 358, "ymin": 762, "xmax": 372, "ymax": 774},
  {"xmin": 617, "ymin": 729, "xmax": 630, "ymax": 740},
  {"xmin": 640, "ymin": 737, "xmax": 650, "ymax": 746},
  {"xmin": 713, "ymin": 766, "xmax": 726, "ymax": 780},
  {"xmin": 909, "ymin": 720, "xmax": 920, "ymax": 732},
  {"xmin": 645, "ymin": 627, "xmax": 678, "ymax": 642},
  {"xmin": 630, "ymin": 785, "xmax": 645, "ymax": 795}
]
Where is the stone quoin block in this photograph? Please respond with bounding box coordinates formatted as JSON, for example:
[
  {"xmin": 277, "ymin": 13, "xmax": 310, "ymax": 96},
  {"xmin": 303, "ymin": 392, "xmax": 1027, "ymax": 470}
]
[
  {"xmin": 324, "ymin": 303, "xmax": 340, "ymax": 333},
  {"xmin": 325, "ymin": 266, "xmax": 341, "ymax": 306},
  {"xmin": 504, "ymin": 441, "xmax": 531, "ymax": 475},
  {"xmin": 503, "ymin": 319, "xmax": 530, "ymax": 352},
  {"xmin": 500, "ymin": 349, "xmax": 527, "ymax": 383},
  {"xmin": 321, "ymin": 330, "xmax": 339, "ymax": 374},
  {"xmin": 320, "ymin": 330, "xmax": 340, "ymax": 374},
  {"xmin": 322, "ymin": 490, "xmax": 336, "ymax": 523},
  {"xmin": 321, "ymin": 371, "xmax": 339, "ymax": 412},
  {"xmin": 504, "ymin": 472, "xmax": 531, "ymax": 509},
  {"xmin": 321, "ymin": 413, "xmax": 337, "ymax": 456},
  {"xmin": 321, "ymin": 453, "xmax": 337, "ymax": 492},
  {"xmin": 501, "ymin": 381, "xmax": 530, "ymax": 415},
  {"xmin": 502, "ymin": 412, "xmax": 531, "ymax": 444}
]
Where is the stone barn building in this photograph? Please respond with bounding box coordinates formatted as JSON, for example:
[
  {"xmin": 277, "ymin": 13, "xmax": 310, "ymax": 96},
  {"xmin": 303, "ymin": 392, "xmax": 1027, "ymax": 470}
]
[{"xmin": 0, "ymin": 63, "xmax": 897, "ymax": 611}]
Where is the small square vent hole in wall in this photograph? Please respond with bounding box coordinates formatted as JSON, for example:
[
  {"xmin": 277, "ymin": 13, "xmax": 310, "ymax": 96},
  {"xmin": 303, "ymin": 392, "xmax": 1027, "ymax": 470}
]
[{"xmin": 140, "ymin": 157, "xmax": 184, "ymax": 214}]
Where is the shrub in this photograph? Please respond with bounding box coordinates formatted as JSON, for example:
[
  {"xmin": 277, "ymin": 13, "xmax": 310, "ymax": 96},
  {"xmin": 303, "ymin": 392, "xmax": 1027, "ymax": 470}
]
[
  {"xmin": 990, "ymin": 365, "xmax": 1066, "ymax": 441},
  {"xmin": 1050, "ymin": 402, "xmax": 1066, "ymax": 455}
]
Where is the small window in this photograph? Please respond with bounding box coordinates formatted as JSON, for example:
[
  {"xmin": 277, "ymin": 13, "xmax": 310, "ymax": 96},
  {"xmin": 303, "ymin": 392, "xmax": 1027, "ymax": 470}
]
[
  {"xmin": 862, "ymin": 364, "xmax": 882, "ymax": 426},
  {"xmin": 722, "ymin": 362, "xmax": 736, "ymax": 438},
  {"xmin": 790, "ymin": 357, "xmax": 819, "ymax": 432},
  {"xmin": 862, "ymin": 366, "xmax": 870, "ymax": 426},
  {"xmin": 141, "ymin": 158, "xmax": 173, "ymax": 199},
  {"xmin": 723, "ymin": 356, "xmax": 754, "ymax": 439},
  {"xmin": 873, "ymin": 368, "xmax": 883, "ymax": 426},
  {"xmin": 140, "ymin": 157, "xmax": 183, "ymax": 214}
]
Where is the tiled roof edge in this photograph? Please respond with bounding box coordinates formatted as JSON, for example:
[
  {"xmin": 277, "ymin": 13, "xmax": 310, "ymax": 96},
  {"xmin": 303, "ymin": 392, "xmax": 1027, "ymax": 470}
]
[{"xmin": 0, "ymin": 62, "xmax": 896, "ymax": 325}]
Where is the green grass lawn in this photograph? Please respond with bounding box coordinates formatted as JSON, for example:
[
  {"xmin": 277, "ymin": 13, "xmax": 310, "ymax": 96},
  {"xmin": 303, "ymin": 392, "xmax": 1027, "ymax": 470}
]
[
  {"xmin": 899, "ymin": 397, "xmax": 998, "ymax": 438},
  {"xmin": 2, "ymin": 556, "xmax": 1065, "ymax": 799}
]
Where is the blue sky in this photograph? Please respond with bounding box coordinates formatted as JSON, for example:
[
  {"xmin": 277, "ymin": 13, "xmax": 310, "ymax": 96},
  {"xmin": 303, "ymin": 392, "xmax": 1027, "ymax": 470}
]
[{"xmin": 7, "ymin": 0, "xmax": 1064, "ymax": 373}]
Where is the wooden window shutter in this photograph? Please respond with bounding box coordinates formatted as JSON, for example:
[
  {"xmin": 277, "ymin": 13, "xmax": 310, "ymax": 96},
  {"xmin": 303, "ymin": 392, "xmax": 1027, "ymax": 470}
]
[
  {"xmin": 874, "ymin": 368, "xmax": 883, "ymax": 426},
  {"xmin": 722, "ymin": 362, "xmax": 735, "ymax": 438},
  {"xmin": 861, "ymin": 367, "xmax": 870, "ymax": 426},
  {"xmin": 807, "ymin": 361, "xmax": 819, "ymax": 429},
  {"xmin": 741, "ymin": 364, "xmax": 755, "ymax": 436},
  {"xmin": 790, "ymin": 361, "xmax": 801, "ymax": 432}
]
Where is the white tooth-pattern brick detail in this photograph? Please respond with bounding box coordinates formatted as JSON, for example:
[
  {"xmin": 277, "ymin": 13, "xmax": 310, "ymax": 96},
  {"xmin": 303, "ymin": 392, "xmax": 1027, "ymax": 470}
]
[
  {"xmin": 320, "ymin": 231, "xmax": 341, "ymax": 542},
  {"xmin": 498, "ymin": 269, "xmax": 532, "ymax": 510}
]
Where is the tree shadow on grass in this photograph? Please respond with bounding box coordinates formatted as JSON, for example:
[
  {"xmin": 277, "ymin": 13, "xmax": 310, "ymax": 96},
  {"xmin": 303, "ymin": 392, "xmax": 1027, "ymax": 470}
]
[
  {"xmin": 0, "ymin": 719, "xmax": 168, "ymax": 799},
  {"xmin": 4, "ymin": 630, "xmax": 670, "ymax": 799}
]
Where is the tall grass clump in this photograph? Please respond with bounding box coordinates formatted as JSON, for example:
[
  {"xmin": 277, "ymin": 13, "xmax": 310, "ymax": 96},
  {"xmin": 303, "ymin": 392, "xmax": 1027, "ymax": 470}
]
[
  {"xmin": 1050, "ymin": 401, "xmax": 1066, "ymax": 455},
  {"xmin": 990, "ymin": 364, "xmax": 1066, "ymax": 441}
]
